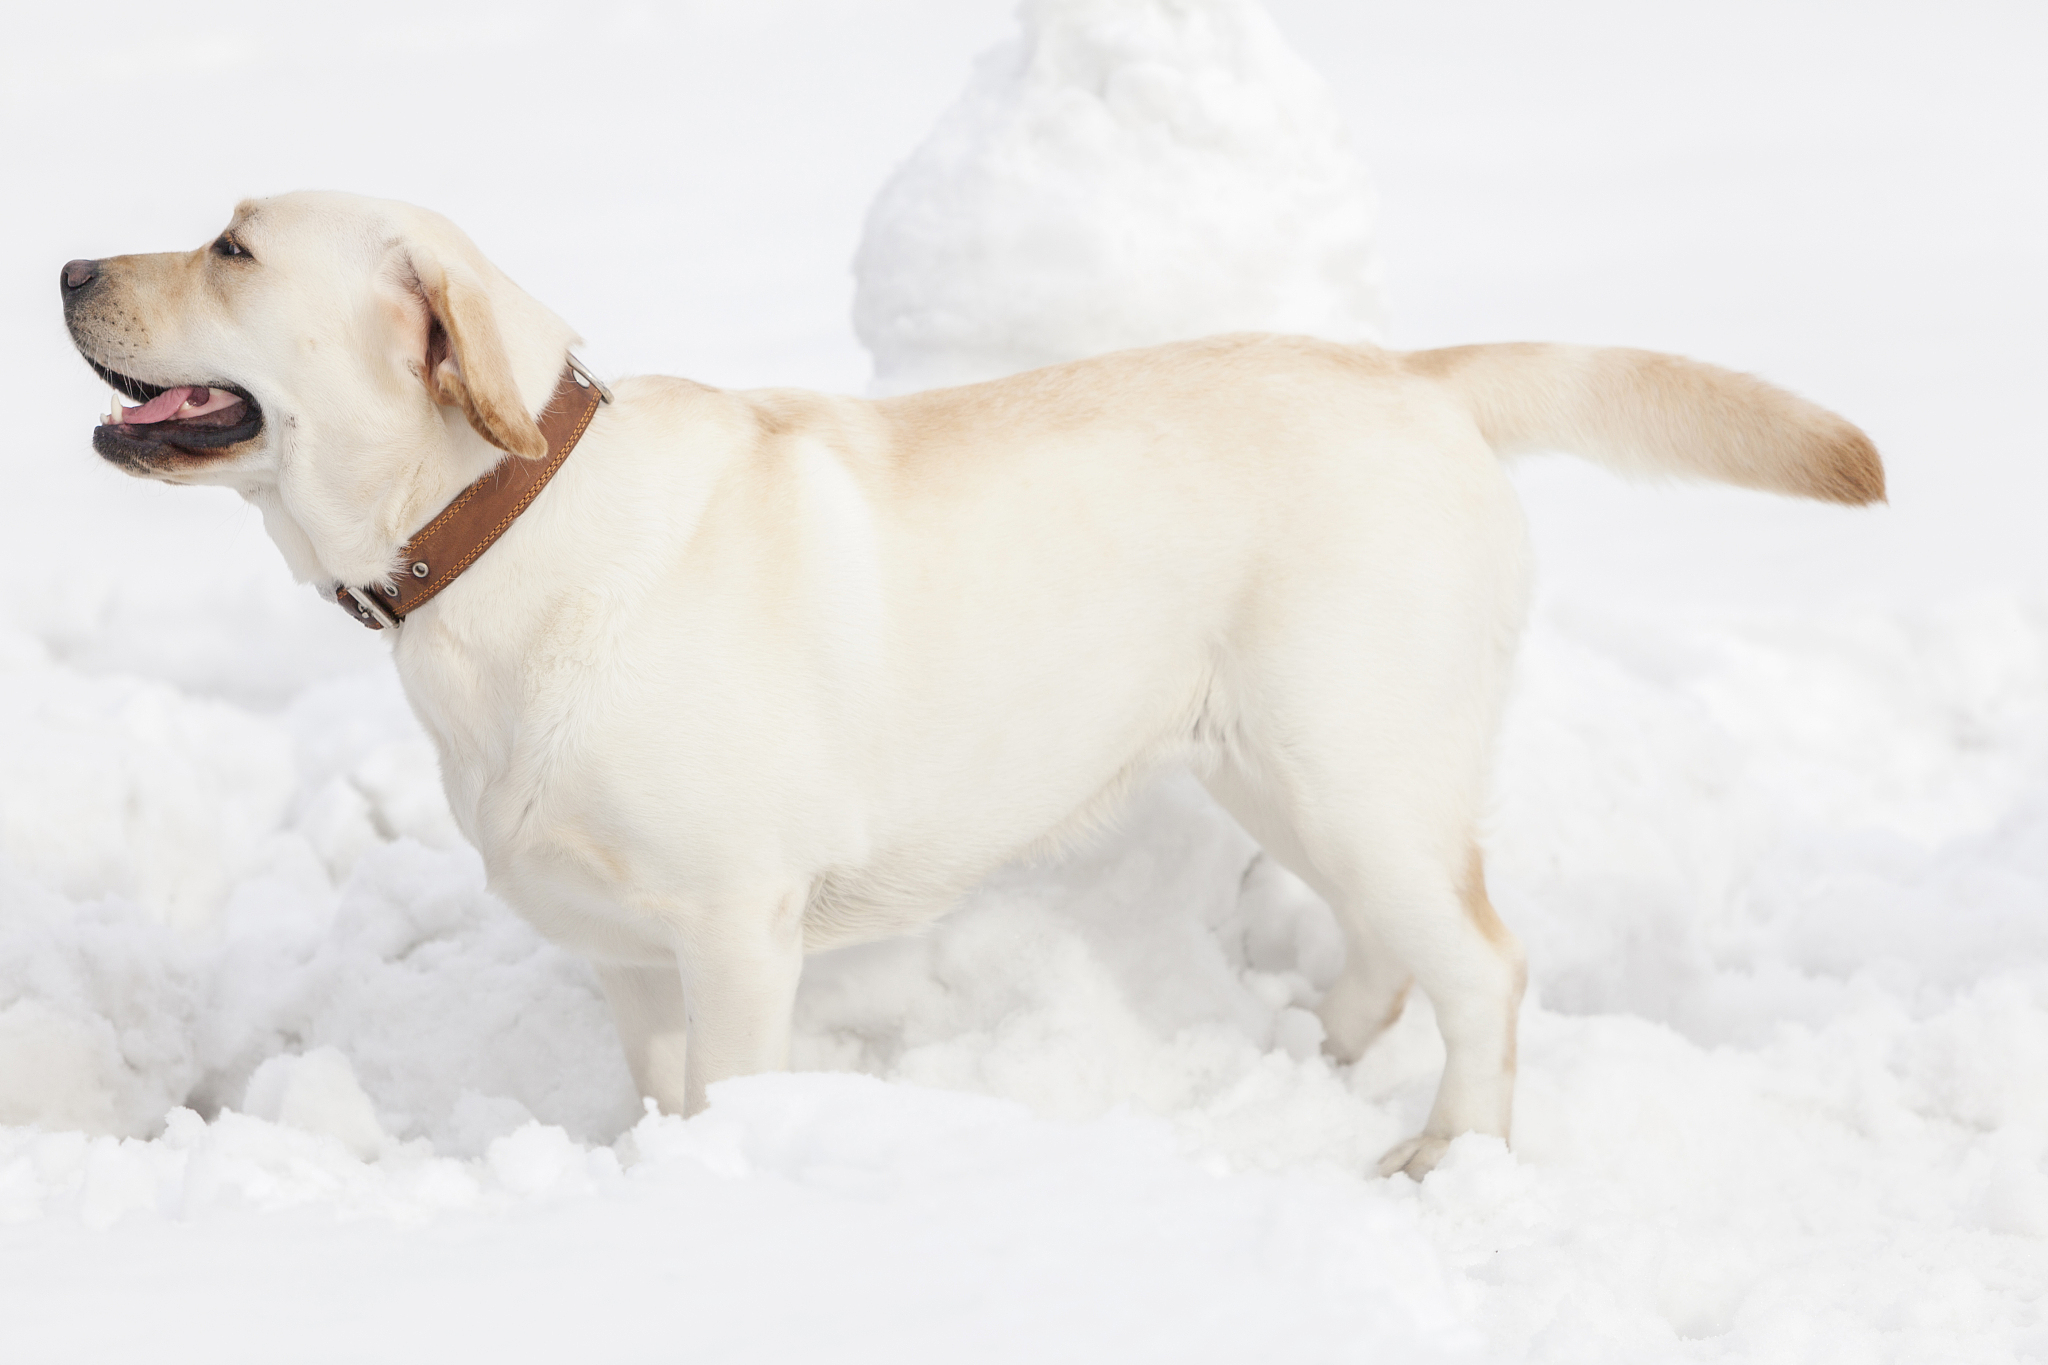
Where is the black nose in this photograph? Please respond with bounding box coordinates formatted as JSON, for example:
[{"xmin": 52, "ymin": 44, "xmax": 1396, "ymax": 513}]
[{"xmin": 61, "ymin": 259, "xmax": 98, "ymax": 293}]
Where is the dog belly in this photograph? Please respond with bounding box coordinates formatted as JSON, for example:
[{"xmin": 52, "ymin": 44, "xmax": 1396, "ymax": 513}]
[{"xmin": 801, "ymin": 868, "xmax": 962, "ymax": 951}]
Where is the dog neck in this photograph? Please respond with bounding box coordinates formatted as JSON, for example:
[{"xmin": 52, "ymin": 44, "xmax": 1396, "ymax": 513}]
[
  {"xmin": 333, "ymin": 363, "xmax": 607, "ymax": 630},
  {"xmin": 246, "ymin": 314, "xmax": 580, "ymax": 593}
]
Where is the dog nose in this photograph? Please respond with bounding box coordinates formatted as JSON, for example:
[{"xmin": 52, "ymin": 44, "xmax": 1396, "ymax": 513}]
[{"xmin": 61, "ymin": 259, "xmax": 98, "ymax": 293}]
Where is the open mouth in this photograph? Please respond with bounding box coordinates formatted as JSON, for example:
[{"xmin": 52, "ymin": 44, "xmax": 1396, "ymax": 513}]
[{"xmin": 84, "ymin": 353, "xmax": 263, "ymax": 466}]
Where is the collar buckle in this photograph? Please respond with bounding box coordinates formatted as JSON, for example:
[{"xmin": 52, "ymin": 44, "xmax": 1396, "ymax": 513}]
[{"xmin": 342, "ymin": 584, "xmax": 400, "ymax": 630}]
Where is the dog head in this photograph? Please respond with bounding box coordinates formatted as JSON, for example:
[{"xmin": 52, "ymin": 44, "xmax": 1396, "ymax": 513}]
[{"xmin": 61, "ymin": 192, "xmax": 577, "ymax": 585}]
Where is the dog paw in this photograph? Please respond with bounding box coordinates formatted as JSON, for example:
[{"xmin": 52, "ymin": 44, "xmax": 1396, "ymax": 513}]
[{"xmin": 1376, "ymin": 1133, "xmax": 1451, "ymax": 1180}]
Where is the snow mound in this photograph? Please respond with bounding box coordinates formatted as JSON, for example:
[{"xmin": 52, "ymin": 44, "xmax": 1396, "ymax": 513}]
[{"xmin": 853, "ymin": 0, "xmax": 1385, "ymax": 393}]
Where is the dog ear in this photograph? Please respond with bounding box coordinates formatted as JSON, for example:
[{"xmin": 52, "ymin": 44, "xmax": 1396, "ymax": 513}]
[{"xmin": 407, "ymin": 258, "xmax": 548, "ymax": 461}]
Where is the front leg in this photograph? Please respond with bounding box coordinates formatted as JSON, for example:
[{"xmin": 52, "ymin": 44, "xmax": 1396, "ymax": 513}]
[
  {"xmin": 669, "ymin": 882, "xmax": 809, "ymax": 1116},
  {"xmin": 595, "ymin": 961, "xmax": 692, "ymax": 1114}
]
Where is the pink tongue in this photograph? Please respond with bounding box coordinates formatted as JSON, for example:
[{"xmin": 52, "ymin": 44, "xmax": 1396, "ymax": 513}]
[{"xmin": 121, "ymin": 387, "xmax": 199, "ymax": 424}]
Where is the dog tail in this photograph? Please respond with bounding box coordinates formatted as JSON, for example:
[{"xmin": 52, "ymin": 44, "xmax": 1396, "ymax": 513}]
[{"xmin": 1408, "ymin": 343, "xmax": 1884, "ymax": 505}]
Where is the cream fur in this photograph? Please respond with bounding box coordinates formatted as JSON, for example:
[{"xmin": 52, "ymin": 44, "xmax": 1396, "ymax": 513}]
[{"xmin": 65, "ymin": 193, "xmax": 1882, "ymax": 1177}]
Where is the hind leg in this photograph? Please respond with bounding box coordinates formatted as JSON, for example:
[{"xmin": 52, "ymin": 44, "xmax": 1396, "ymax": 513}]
[
  {"xmin": 1205, "ymin": 459, "xmax": 1530, "ymax": 1174},
  {"xmin": 1360, "ymin": 845, "xmax": 1525, "ymax": 1178},
  {"xmin": 1218, "ymin": 755, "xmax": 1525, "ymax": 1178},
  {"xmin": 1228, "ymin": 777, "xmax": 1523, "ymax": 1178},
  {"xmin": 1206, "ymin": 762, "xmax": 1414, "ymax": 1060},
  {"xmin": 1269, "ymin": 806, "xmax": 1523, "ymax": 1177},
  {"xmin": 1315, "ymin": 913, "xmax": 1415, "ymax": 1064}
]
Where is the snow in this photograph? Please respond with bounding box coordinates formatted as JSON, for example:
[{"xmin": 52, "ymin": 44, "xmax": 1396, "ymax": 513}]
[
  {"xmin": 854, "ymin": 0, "xmax": 1383, "ymax": 392},
  {"xmin": 5, "ymin": 0, "xmax": 2048, "ymax": 1360}
]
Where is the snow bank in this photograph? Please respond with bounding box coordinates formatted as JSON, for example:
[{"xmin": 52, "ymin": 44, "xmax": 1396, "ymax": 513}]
[
  {"xmin": 854, "ymin": 0, "xmax": 1384, "ymax": 392},
  {"xmin": 0, "ymin": 648, "xmax": 636, "ymax": 1151},
  {"xmin": 5, "ymin": 596, "xmax": 2047, "ymax": 1358}
]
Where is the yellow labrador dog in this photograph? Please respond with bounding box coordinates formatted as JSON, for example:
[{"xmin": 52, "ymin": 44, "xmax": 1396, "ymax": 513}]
[{"xmin": 61, "ymin": 192, "xmax": 1881, "ymax": 1177}]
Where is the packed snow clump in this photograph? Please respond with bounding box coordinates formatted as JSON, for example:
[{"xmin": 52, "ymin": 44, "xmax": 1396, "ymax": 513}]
[{"xmin": 853, "ymin": 0, "xmax": 1385, "ymax": 392}]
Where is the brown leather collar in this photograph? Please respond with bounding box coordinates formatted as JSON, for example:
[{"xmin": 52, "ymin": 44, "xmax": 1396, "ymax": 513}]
[{"xmin": 336, "ymin": 360, "xmax": 607, "ymax": 630}]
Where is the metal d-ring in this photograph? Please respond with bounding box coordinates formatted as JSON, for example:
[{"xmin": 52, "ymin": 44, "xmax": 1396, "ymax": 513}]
[{"xmin": 565, "ymin": 354, "xmax": 613, "ymax": 405}]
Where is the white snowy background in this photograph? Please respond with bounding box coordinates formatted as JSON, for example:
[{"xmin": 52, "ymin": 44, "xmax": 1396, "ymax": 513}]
[{"xmin": 4, "ymin": 1, "xmax": 2046, "ymax": 1360}]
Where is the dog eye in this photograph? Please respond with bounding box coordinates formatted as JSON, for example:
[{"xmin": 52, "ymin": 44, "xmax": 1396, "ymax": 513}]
[{"xmin": 212, "ymin": 235, "xmax": 248, "ymax": 259}]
